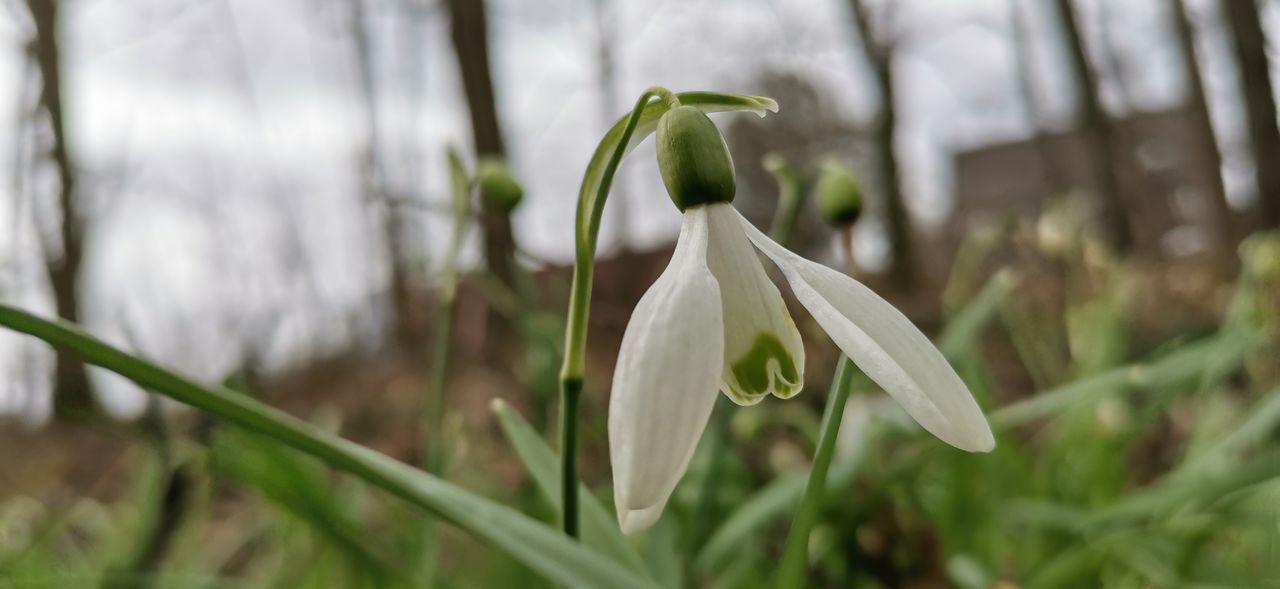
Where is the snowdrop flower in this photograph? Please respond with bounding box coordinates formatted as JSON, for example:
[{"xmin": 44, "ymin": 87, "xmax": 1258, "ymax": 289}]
[{"xmin": 609, "ymin": 105, "xmax": 995, "ymax": 535}]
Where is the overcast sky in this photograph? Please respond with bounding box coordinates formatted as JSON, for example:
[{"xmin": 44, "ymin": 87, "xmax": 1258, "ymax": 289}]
[{"xmin": 0, "ymin": 0, "xmax": 1275, "ymax": 422}]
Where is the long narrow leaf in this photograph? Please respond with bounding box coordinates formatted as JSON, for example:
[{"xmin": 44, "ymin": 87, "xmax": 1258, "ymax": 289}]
[
  {"xmin": 491, "ymin": 399, "xmax": 649, "ymax": 576},
  {"xmin": 991, "ymin": 332, "xmax": 1260, "ymax": 428},
  {"xmin": 938, "ymin": 269, "xmax": 1018, "ymax": 355},
  {"xmin": 1089, "ymin": 452, "xmax": 1280, "ymax": 528},
  {"xmin": 1176, "ymin": 387, "xmax": 1280, "ymax": 477},
  {"xmin": 211, "ymin": 427, "xmax": 394, "ymax": 580},
  {"xmin": 0, "ymin": 305, "xmax": 657, "ymax": 589},
  {"xmin": 695, "ymin": 473, "xmax": 806, "ymax": 572}
]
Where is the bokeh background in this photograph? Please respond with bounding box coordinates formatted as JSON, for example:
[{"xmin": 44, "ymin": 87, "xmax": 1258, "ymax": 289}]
[{"xmin": 1, "ymin": 0, "xmax": 1279, "ymax": 587}]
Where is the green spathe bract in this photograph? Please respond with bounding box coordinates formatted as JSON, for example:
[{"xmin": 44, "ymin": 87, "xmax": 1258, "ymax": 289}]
[
  {"xmin": 728, "ymin": 332, "xmax": 800, "ymax": 403},
  {"xmin": 656, "ymin": 105, "xmax": 737, "ymax": 211},
  {"xmin": 815, "ymin": 161, "xmax": 863, "ymax": 226}
]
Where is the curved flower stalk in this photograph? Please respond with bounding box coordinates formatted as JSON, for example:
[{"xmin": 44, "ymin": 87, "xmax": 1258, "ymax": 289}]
[
  {"xmin": 418, "ymin": 147, "xmax": 474, "ymax": 582},
  {"xmin": 608, "ymin": 98, "xmax": 995, "ymax": 535},
  {"xmin": 557, "ymin": 88, "xmax": 778, "ymax": 538},
  {"xmin": 424, "ymin": 146, "xmax": 473, "ymax": 473}
]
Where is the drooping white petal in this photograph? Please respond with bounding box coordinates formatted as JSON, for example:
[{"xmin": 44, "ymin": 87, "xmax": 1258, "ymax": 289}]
[
  {"xmin": 734, "ymin": 209, "xmax": 995, "ymax": 452},
  {"xmin": 704, "ymin": 203, "xmax": 804, "ymax": 405},
  {"xmin": 609, "ymin": 207, "xmax": 725, "ymax": 535}
]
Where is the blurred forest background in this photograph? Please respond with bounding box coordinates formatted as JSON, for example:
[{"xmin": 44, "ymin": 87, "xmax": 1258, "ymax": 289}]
[{"xmin": 1, "ymin": 0, "xmax": 1280, "ymax": 587}]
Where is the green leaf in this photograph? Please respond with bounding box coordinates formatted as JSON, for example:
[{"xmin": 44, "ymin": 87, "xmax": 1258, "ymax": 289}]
[
  {"xmin": 1089, "ymin": 452, "xmax": 1280, "ymax": 528},
  {"xmin": 991, "ymin": 331, "xmax": 1261, "ymax": 429},
  {"xmin": 644, "ymin": 512, "xmax": 682, "ymax": 589},
  {"xmin": 491, "ymin": 399, "xmax": 649, "ymax": 576},
  {"xmin": 0, "ymin": 304, "xmax": 658, "ymax": 589},
  {"xmin": 212, "ymin": 425, "xmax": 396, "ymax": 582},
  {"xmin": 938, "ymin": 268, "xmax": 1018, "ymax": 356},
  {"xmin": 695, "ymin": 472, "xmax": 806, "ymax": 573},
  {"xmin": 1176, "ymin": 386, "xmax": 1280, "ymax": 477}
]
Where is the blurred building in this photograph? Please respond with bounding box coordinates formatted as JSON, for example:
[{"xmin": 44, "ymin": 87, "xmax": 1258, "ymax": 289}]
[{"xmin": 951, "ymin": 107, "xmax": 1222, "ymax": 256}]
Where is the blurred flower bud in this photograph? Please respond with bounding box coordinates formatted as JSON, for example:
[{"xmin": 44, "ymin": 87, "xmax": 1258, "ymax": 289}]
[
  {"xmin": 762, "ymin": 152, "xmax": 790, "ymax": 177},
  {"xmin": 476, "ymin": 158, "xmax": 524, "ymax": 213},
  {"xmin": 814, "ymin": 161, "xmax": 863, "ymax": 227},
  {"xmin": 1241, "ymin": 231, "xmax": 1280, "ymax": 283},
  {"xmin": 656, "ymin": 106, "xmax": 736, "ymax": 211},
  {"xmin": 762, "ymin": 152, "xmax": 808, "ymax": 244}
]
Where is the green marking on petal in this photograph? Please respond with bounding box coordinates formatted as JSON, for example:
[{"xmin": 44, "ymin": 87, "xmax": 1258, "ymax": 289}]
[{"xmin": 728, "ymin": 332, "xmax": 800, "ymax": 399}]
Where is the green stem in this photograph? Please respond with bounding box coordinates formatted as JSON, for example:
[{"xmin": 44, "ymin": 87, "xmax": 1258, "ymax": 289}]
[
  {"xmin": 424, "ymin": 297, "xmax": 455, "ymax": 473},
  {"xmin": 561, "ymin": 86, "xmax": 671, "ymax": 381},
  {"xmin": 775, "ymin": 356, "xmax": 856, "ymax": 589},
  {"xmin": 417, "ymin": 293, "xmax": 455, "ymax": 587},
  {"xmin": 418, "ymin": 149, "xmax": 470, "ymax": 583},
  {"xmin": 558, "ymin": 86, "xmax": 671, "ymax": 538},
  {"xmin": 560, "ymin": 378, "xmax": 583, "ymax": 537},
  {"xmin": 424, "ymin": 146, "xmax": 470, "ymax": 473}
]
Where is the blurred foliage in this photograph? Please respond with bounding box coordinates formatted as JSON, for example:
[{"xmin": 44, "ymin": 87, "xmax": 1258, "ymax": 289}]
[{"xmin": 3, "ymin": 228, "xmax": 1280, "ymax": 588}]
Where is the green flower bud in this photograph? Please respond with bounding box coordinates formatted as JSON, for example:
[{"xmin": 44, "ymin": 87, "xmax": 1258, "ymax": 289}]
[
  {"xmin": 1241, "ymin": 232, "xmax": 1280, "ymax": 282},
  {"xmin": 476, "ymin": 158, "xmax": 524, "ymax": 213},
  {"xmin": 814, "ymin": 161, "xmax": 863, "ymax": 227},
  {"xmin": 656, "ymin": 106, "xmax": 736, "ymax": 210}
]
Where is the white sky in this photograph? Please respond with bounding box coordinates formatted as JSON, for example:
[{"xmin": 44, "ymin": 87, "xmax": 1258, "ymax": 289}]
[{"xmin": 0, "ymin": 0, "xmax": 1275, "ymax": 422}]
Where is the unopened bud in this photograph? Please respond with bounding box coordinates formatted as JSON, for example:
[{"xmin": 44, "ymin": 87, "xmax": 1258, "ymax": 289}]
[
  {"xmin": 476, "ymin": 159, "xmax": 524, "ymax": 213},
  {"xmin": 814, "ymin": 161, "xmax": 863, "ymax": 227},
  {"xmin": 656, "ymin": 106, "xmax": 736, "ymax": 211}
]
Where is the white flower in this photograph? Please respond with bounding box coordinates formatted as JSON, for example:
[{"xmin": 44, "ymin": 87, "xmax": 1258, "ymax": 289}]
[{"xmin": 608, "ymin": 202, "xmax": 995, "ymax": 535}]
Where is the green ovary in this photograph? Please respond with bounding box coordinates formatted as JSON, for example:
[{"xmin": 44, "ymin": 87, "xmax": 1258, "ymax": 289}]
[{"xmin": 728, "ymin": 333, "xmax": 800, "ymax": 399}]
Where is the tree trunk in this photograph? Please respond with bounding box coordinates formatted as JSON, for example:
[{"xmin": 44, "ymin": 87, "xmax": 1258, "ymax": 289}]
[
  {"xmin": 1050, "ymin": 0, "xmax": 1135, "ymax": 251},
  {"xmin": 848, "ymin": 0, "xmax": 915, "ymax": 288},
  {"xmin": 1224, "ymin": 0, "xmax": 1280, "ymax": 229},
  {"xmin": 27, "ymin": 0, "xmax": 91, "ymax": 416},
  {"xmin": 1169, "ymin": 0, "xmax": 1236, "ymax": 250},
  {"xmin": 1008, "ymin": 0, "xmax": 1065, "ymax": 195},
  {"xmin": 1094, "ymin": 0, "xmax": 1134, "ymax": 111},
  {"xmin": 349, "ymin": 0, "xmax": 422, "ymax": 346},
  {"xmin": 445, "ymin": 0, "xmax": 515, "ymax": 284}
]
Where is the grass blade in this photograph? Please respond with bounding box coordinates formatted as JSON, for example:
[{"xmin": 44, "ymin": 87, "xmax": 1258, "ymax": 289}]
[
  {"xmin": 491, "ymin": 399, "xmax": 649, "ymax": 576},
  {"xmin": 0, "ymin": 304, "xmax": 657, "ymax": 589},
  {"xmin": 211, "ymin": 426, "xmax": 395, "ymax": 582},
  {"xmin": 991, "ymin": 331, "xmax": 1260, "ymax": 429}
]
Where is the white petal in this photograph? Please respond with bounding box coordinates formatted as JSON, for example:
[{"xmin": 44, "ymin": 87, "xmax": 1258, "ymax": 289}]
[
  {"xmin": 734, "ymin": 209, "xmax": 995, "ymax": 452},
  {"xmin": 609, "ymin": 207, "xmax": 725, "ymax": 534},
  {"xmin": 704, "ymin": 203, "xmax": 804, "ymax": 405}
]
